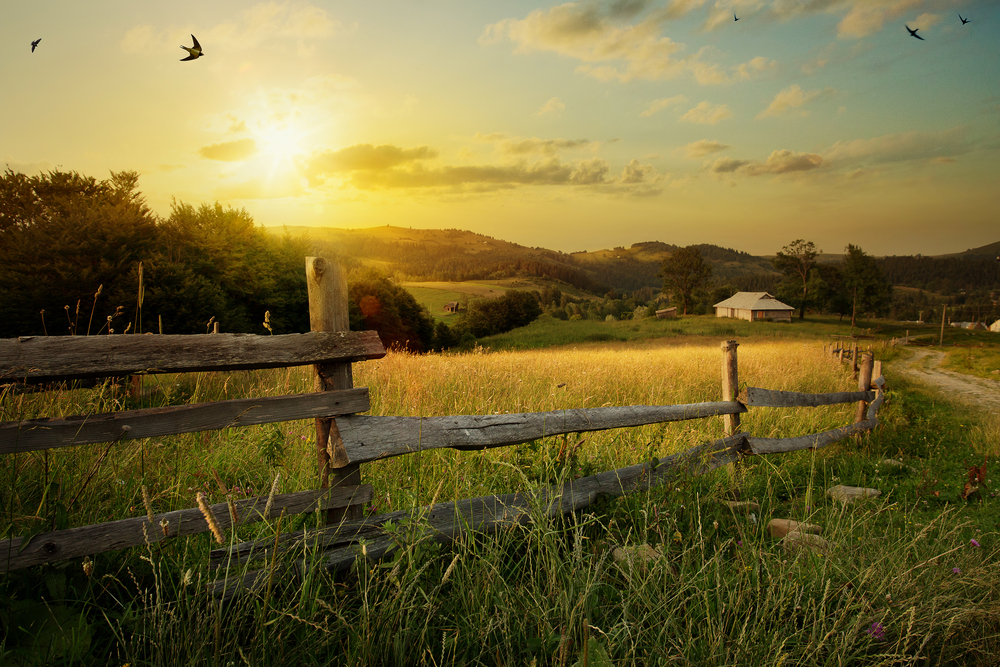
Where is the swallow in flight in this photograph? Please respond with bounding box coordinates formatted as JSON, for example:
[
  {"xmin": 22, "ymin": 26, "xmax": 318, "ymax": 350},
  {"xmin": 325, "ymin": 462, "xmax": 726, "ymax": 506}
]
[
  {"xmin": 959, "ymin": 14, "xmax": 970, "ymax": 25},
  {"xmin": 734, "ymin": 12, "xmax": 739, "ymax": 21},
  {"xmin": 906, "ymin": 25, "xmax": 924, "ymax": 40},
  {"xmin": 31, "ymin": 38, "xmax": 41, "ymax": 52},
  {"xmin": 180, "ymin": 34, "xmax": 204, "ymax": 61}
]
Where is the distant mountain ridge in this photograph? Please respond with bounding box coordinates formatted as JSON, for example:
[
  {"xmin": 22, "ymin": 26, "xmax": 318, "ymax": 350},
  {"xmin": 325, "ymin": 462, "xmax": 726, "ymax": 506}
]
[
  {"xmin": 276, "ymin": 225, "xmax": 782, "ymax": 294},
  {"xmin": 273, "ymin": 225, "xmax": 998, "ymax": 295}
]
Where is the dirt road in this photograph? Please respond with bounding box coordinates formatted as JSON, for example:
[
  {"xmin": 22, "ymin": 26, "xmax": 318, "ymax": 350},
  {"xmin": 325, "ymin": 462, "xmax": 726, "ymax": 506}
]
[{"xmin": 892, "ymin": 347, "xmax": 1000, "ymax": 412}]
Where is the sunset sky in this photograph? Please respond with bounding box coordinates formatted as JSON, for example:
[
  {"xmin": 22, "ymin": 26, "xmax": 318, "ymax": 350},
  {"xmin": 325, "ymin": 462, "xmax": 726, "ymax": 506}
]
[{"xmin": 3, "ymin": 0, "xmax": 998, "ymax": 256}]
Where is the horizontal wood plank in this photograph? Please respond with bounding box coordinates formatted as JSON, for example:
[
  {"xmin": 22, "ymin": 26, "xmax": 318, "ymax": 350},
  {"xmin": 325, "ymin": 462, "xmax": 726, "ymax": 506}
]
[
  {"xmin": 209, "ymin": 433, "xmax": 749, "ymax": 597},
  {"xmin": 747, "ymin": 418, "xmax": 877, "ymax": 455},
  {"xmin": 338, "ymin": 402, "xmax": 747, "ymax": 464},
  {"xmin": 744, "ymin": 387, "xmax": 875, "ymax": 407},
  {"xmin": 0, "ymin": 484, "xmax": 372, "ymax": 571},
  {"xmin": 0, "ymin": 388, "xmax": 370, "ymax": 454},
  {"xmin": 0, "ymin": 331, "xmax": 385, "ymax": 383}
]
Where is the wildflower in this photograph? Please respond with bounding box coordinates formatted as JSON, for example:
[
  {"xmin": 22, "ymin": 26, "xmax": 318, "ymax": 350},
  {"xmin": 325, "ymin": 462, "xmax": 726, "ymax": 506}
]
[
  {"xmin": 952, "ymin": 567, "xmax": 961, "ymax": 574},
  {"xmin": 970, "ymin": 538, "xmax": 981, "ymax": 547},
  {"xmin": 866, "ymin": 622, "xmax": 886, "ymax": 640}
]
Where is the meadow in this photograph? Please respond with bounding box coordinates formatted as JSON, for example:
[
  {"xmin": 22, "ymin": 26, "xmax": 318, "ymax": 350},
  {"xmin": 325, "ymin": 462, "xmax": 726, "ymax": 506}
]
[{"xmin": 2, "ymin": 317, "xmax": 1000, "ymax": 665}]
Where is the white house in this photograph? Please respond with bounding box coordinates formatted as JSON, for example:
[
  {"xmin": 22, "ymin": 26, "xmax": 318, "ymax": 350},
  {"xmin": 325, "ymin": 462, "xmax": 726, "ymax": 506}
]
[{"xmin": 713, "ymin": 292, "xmax": 795, "ymax": 322}]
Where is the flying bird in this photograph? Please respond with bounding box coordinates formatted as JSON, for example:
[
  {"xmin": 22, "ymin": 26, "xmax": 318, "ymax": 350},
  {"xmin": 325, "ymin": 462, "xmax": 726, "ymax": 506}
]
[
  {"xmin": 734, "ymin": 12, "xmax": 739, "ymax": 21},
  {"xmin": 959, "ymin": 14, "xmax": 970, "ymax": 25},
  {"xmin": 180, "ymin": 34, "xmax": 204, "ymax": 61},
  {"xmin": 906, "ymin": 25, "xmax": 924, "ymax": 40},
  {"xmin": 31, "ymin": 38, "xmax": 41, "ymax": 52}
]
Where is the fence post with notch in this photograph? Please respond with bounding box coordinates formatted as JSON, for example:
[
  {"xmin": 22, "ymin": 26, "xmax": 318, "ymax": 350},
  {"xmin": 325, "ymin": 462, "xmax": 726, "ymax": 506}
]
[{"xmin": 306, "ymin": 256, "xmax": 363, "ymax": 522}]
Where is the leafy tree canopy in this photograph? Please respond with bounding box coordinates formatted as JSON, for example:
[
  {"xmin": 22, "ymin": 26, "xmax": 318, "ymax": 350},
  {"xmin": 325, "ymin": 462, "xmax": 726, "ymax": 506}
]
[{"xmin": 657, "ymin": 246, "xmax": 712, "ymax": 315}]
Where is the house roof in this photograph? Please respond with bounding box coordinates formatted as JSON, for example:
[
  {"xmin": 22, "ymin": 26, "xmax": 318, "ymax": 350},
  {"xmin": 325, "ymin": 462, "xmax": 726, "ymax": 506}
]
[{"xmin": 713, "ymin": 292, "xmax": 795, "ymax": 311}]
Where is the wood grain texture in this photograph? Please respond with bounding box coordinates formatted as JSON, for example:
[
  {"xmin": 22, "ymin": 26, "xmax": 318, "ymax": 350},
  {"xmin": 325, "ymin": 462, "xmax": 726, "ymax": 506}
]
[
  {"xmin": 0, "ymin": 484, "xmax": 372, "ymax": 571},
  {"xmin": 743, "ymin": 387, "xmax": 875, "ymax": 407},
  {"xmin": 337, "ymin": 402, "xmax": 748, "ymax": 464},
  {"xmin": 0, "ymin": 331, "xmax": 385, "ymax": 383},
  {"xmin": 0, "ymin": 388, "xmax": 370, "ymax": 454},
  {"xmin": 208, "ymin": 433, "xmax": 749, "ymax": 597}
]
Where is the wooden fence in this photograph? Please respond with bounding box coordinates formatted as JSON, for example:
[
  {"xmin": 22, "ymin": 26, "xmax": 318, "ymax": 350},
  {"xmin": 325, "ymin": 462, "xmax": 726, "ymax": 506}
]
[{"xmin": 1, "ymin": 257, "xmax": 886, "ymax": 599}]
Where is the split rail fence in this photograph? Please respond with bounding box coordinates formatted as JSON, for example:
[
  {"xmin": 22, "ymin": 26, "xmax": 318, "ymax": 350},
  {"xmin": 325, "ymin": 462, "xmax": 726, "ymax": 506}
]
[{"xmin": 1, "ymin": 257, "xmax": 886, "ymax": 598}]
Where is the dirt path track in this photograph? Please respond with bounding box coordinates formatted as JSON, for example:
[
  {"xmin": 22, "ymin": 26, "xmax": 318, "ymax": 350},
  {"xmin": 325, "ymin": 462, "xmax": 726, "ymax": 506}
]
[{"xmin": 892, "ymin": 347, "xmax": 1000, "ymax": 412}]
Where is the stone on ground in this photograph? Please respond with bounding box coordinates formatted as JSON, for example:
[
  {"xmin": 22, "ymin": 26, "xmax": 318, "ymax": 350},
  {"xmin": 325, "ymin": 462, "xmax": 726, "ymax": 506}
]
[
  {"xmin": 827, "ymin": 485, "xmax": 881, "ymax": 503},
  {"xmin": 782, "ymin": 530, "xmax": 834, "ymax": 554},
  {"xmin": 768, "ymin": 518, "xmax": 821, "ymax": 539},
  {"xmin": 612, "ymin": 544, "xmax": 661, "ymax": 564}
]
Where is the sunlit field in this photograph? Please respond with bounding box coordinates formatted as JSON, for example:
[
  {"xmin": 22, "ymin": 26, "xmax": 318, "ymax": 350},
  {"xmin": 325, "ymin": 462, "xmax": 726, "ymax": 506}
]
[{"xmin": 3, "ymin": 334, "xmax": 1000, "ymax": 665}]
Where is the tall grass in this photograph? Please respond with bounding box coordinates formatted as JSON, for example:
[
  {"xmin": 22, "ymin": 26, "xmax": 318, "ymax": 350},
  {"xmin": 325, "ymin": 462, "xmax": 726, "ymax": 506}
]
[{"xmin": 3, "ymin": 334, "xmax": 1000, "ymax": 665}]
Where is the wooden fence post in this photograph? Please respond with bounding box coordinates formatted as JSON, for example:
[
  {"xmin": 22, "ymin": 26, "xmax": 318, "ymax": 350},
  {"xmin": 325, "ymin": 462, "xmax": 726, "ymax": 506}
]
[
  {"xmin": 851, "ymin": 342, "xmax": 859, "ymax": 377},
  {"xmin": 855, "ymin": 352, "xmax": 874, "ymax": 423},
  {"xmin": 721, "ymin": 340, "xmax": 739, "ymax": 436},
  {"xmin": 306, "ymin": 256, "xmax": 362, "ymax": 522}
]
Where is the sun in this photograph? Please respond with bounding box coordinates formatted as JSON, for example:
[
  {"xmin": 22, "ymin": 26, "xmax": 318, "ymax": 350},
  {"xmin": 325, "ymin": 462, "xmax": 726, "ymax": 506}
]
[{"xmin": 254, "ymin": 123, "xmax": 309, "ymax": 179}]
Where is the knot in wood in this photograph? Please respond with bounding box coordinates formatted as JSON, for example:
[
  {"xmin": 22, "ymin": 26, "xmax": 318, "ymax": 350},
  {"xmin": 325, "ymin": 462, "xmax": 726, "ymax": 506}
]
[{"xmin": 42, "ymin": 541, "xmax": 59, "ymax": 554}]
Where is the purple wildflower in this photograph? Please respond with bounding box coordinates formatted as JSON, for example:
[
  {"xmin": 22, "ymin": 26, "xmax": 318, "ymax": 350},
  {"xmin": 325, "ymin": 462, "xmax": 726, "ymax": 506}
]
[
  {"xmin": 866, "ymin": 622, "xmax": 886, "ymax": 640},
  {"xmin": 952, "ymin": 567, "xmax": 961, "ymax": 574},
  {"xmin": 971, "ymin": 538, "xmax": 981, "ymax": 547}
]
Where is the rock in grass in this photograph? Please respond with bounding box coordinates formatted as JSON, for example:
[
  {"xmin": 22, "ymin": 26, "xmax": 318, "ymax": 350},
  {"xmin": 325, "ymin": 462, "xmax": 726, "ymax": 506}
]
[
  {"xmin": 827, "ymin": 485, "xmax": 881, "ymax": 503},
  {"xmin": 782, "ymin": 530, "xmax": 834, "ymax": 554},
  {"xmin": 768, "ymin": 518, "xmax": 821, "ymax": 539},
  {"xmin": 720, "ymin": 499, "xmax": 761, "ymax": 513},
  {"xmin": 881, "ymin": 458, "xmax": 917, "ymax": 473},
  {"xmin": 612, "ymin": 543, "xmax": 661, "ymax": 564}
]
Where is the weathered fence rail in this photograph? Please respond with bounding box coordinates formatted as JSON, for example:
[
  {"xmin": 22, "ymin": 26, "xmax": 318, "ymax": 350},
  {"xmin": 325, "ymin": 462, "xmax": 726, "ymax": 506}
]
[{"xmin": 2, "ymin": 258, "xmax": 887, "ymax": 589}]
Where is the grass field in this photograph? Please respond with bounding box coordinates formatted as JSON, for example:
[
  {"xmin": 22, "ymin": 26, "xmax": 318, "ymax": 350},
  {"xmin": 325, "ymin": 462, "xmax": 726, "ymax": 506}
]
[{"xmin": 3, "ymin": 319, "xmax": 1000, "ymax": 665}]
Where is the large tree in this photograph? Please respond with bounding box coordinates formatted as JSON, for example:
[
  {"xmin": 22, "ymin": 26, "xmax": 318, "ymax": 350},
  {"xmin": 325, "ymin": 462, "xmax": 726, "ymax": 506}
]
[
  {"xmin": 842, "ymin": 244, "xmax": 892, "ymax": 327},
  {"xmin": 658, "ymin": 246, "xmax": 712, "ymax": 315},
  {"xmin": 772, "ymin": 239, "xmax": 820, "ymax": 319}
]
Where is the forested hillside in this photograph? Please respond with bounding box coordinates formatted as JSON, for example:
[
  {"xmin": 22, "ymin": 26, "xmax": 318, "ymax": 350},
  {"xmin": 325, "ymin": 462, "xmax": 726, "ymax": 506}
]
[{"xmin": 0, "ymin": 169, "xmax": 312, "ymax": 338}]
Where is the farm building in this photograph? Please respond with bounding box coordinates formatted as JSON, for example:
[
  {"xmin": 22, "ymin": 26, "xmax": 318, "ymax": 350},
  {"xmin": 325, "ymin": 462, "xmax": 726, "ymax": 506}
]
[
  {"xmin": 713, "ymin": 292, "xmax": 795, "ymax": 322},
  {"xmin": 655, "ymin": 307, "xmax": 678, "ymax": 319},
  {"xmin": 443, "ymin": 301, "xmax": 460, "ymax": 313},
  {"xmin": 991, "ymin": 320, "xmax": 1000, "ymax": 333}
]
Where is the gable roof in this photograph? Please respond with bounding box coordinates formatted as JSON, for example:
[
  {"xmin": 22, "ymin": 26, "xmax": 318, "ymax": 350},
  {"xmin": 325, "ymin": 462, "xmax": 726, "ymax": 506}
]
[{"xmin": 713, "ymin": 292, "xmax": 795, "ymax": 311}]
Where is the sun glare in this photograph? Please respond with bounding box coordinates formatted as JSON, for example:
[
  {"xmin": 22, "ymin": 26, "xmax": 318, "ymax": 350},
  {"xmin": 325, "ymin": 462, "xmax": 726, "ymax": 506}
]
[{"xmin": 253, "ymin": 122, "xmax": 312, "ymax": 183}]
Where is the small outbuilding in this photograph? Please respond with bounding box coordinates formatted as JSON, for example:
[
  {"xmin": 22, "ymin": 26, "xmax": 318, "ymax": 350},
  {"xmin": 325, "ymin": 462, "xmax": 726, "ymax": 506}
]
[
  {"xmin": 443, "ymin": 301, "xmax": 460, "ymax": 313},
  {"xmin": 713, "ymin": 292, "xmax": 795, "ymax": 322},
  {"xmin": 991, "ymin": 320, "xmax": 1000, "ymax": 333},
  {"xmin": 655, "ymin": 307, "xmax": 678, "ymax": 319}
]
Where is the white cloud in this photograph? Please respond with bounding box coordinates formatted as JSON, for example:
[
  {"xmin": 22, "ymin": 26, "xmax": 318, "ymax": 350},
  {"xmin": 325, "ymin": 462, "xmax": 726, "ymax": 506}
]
[{"xmin": 680, "ymin": 101, "xmax": 732, "ymax": 124}]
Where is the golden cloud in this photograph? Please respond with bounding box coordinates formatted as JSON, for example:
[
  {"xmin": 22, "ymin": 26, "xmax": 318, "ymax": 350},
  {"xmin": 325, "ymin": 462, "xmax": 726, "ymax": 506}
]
[
  {"xmin": 756, "ymin": 84, "xmax": 836, "ymax": 119},
  {"xmin": 306, "ymin": 144, "xmax": 438, "ymax": 175},
  {"xmin": 640, "ymin": 95, "xmax": 688, "ymax": 117},
  {"xmin": 711, "ymin": 149, "xmax": 823, "ymax": 175},
  {"xmin": 680, "ymin": 101, "xmax": 732, "ymax": 125},
  {"xmin": 198, "ymin": 138, "xmax": 258, "ymax": 162},
  {"xmin": 483, "ymin": 2, "xmax": 772, "ymax": 85},
  {"xmin": 681, "ymin": 139, "xmax": 730, "ymax": 158}
]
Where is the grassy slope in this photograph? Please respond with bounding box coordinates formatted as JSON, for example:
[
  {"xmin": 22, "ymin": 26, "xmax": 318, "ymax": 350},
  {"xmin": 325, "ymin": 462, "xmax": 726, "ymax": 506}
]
[{"xmin": 3, "ymin": 318, "xmax": 1000, "ymax": 665}]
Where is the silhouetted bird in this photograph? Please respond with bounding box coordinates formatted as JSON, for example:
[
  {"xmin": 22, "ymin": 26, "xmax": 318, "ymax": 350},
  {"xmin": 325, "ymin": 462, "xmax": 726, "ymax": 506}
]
[
  {"xmin": 906, "ymin": 25, "xmax": 924, "ymax": 40},
  {"xmin": 31, "ymin": 38, "xmax": 41, "ymax": 52},
  {"xmin": 180, "ymin": 34, "xmax": 204, "ymax": 61},
  {"xmin": 959, "ymin": 14, "xmax": 970, "ymax": 25},
  {"xmin": 734, "ymin": 12, "xmax": 739, "ymax": 21}
]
